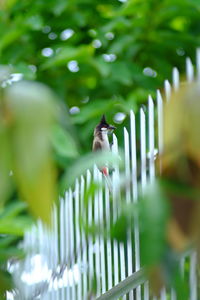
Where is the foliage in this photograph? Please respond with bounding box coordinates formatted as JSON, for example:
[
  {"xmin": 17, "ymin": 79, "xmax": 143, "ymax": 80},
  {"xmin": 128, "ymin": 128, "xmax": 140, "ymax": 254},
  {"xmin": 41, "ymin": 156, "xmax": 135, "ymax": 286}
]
[
  {"xmin": 1, "ymin": 0, "xmax": 200, "ymax": 153},
  {"xmin": 1, "ymin": 0, "xmax": 200, "ymax": 297}
]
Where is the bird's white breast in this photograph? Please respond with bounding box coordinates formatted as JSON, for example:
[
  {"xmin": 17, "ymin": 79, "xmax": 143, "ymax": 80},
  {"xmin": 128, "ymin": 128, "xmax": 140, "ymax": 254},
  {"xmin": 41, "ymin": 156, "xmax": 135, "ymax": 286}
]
[{"xmin": 101, "ymin": 131, "xmax": 110, "ymax": 150}]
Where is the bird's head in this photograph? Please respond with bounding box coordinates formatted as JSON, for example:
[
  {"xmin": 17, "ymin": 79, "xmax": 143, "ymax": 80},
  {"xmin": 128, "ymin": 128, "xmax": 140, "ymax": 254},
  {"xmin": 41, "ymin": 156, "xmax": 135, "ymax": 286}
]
[{"xmin": 94, "ymin": 114, "xmax": 116, "ymax": 135}]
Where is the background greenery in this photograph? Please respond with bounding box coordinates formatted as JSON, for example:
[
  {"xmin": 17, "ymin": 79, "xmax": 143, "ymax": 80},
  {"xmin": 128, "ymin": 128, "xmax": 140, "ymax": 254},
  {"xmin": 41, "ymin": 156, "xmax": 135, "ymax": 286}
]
[{"xmin": 1, "ymin": 0, "xmax": 200, "ymax": 297}]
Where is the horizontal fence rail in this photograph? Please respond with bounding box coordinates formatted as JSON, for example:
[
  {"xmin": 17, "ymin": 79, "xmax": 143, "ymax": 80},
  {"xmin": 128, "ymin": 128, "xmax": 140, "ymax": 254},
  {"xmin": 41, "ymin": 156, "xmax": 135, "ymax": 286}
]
[{"xmin": 7, "ymin": 49, "xmax": 200, "ymax": 300}]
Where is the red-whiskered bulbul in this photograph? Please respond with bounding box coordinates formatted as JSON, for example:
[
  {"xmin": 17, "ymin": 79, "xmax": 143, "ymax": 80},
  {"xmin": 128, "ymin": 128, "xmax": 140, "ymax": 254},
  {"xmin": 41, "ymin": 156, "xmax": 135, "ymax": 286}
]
[{"xmin": 92, "ymin": 114, "xmax": 116, "ymax": 176}]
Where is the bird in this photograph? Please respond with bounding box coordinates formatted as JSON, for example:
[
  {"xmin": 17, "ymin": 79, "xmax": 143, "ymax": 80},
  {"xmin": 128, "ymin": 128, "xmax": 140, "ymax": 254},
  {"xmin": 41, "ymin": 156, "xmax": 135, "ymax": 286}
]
[{"xmin": 92, "ymin": 114, "xmax": 116, "ymax": 176}]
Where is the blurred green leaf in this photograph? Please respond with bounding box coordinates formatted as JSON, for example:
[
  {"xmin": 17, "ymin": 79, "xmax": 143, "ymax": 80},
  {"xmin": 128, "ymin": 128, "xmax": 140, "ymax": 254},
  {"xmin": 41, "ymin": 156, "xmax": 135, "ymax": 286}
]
[
  {"xmin": 51, "ymin": 124, "xmax": 79, "ymax": 158},
  {"xmin": 42, "ymin": 45, "xmax": 94, "ymax": 69},
  {"xmin": 0, "ymin": 216, "xmax": 32, "ymax": 236},
  {"xmin": 0, "ymin": 236, "xmax": 19, "ymax": 249},
  {"xmin": 4, "ymin": 81, "xmax": 58, "ymax": 223},
  {"xmin": 0, "ymin": 201, "xmax": 27, "ymax": 220},
  {"xmin": 25, "ymin": 15, "xmax": 44, "ymax": 31},
  {"xmin": 111, "ymin": 62, "xmax": 133, "ymax": 85},
  {"xmin": 0, "ymin": 270, "xmax": 13, "ymax": 296},
  {"xmin": 139, "ymin": 181, "xmax": 170, "ymax": 266},
  {"xmin": 71, "ymin": 99, "xmax": 119, "ymax": 124},
  {"xmin": 0, "ymin": 247, "xmax": 24, "ymax": 262},
  {"xmin": 0, "ymin": 125, "xmax": 12, "ymax": 205}
]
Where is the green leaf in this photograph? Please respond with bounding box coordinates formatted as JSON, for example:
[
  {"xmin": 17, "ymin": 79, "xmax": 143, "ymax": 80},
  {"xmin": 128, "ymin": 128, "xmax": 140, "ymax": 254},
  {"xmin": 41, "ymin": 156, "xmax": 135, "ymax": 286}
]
[
  {"xmin": 25, "ymin": 15, "xmax": 44, "ymax": 31},
  {"xmin": 0, "ymin": 201, "xmax": 27, "ymax": 220},
  {"xmin": 41, "ymin": 45, "xmax": 94, "ymax": 69},
  {"xmin": 51, "ymin": 124, "xmax": 79, "ymax": 158},
  {"xmin": 111, "ymin": 62, "xmax": 133, "ymax": 85},
  {"xmin": 0, "ymin": 247, "xmax": 24, "ymax": 262},
  {"xmin": 90, "ymin": 57, "xmax": 111, "ymax": 77},
  {"xmin": 0, "ymin": 216, "xmax": 32, "ymax": 236},
  {"xmin": 0, "ymin": 236, "xmax": 19, "ymax": 249},
  {"xmin": 4, "ymin": 81, "xmax": 58, "ymax": 224},
  {"xmin": 139, "ymin": 180, "xmax": 170, "ymax": 266},
  {"xmin": 0, "ymin": 270, "xmax": 13, "ymax": 296},
  {"xmin": 71, "ymin": 99, "xmax": 119, "ymax": 124},
  {"xmin": 0, "ymin": 125, "xmax": 12, "ymax": 205}
]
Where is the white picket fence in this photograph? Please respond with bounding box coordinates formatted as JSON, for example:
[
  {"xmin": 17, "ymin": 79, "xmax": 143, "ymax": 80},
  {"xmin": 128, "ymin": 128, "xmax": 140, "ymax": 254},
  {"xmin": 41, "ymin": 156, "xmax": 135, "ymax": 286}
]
[{"xmin": 7, "ymin": 50, "xmax": 200, "ymax": 300}]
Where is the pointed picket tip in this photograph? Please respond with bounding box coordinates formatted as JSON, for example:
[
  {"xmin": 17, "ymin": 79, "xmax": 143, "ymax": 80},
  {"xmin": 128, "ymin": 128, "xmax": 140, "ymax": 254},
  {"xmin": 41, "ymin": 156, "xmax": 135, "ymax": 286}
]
[
  {"xmin": 148, "ymin": 94, "xmax": 154, "ymax": 104},
  {"xmin": 112, "ymin": 133, "xmax": 118, "ymax": 146},
  {"xmin": 75, "ymin": 178, "xmax": 79, "ymax": 190},
  {"xmin": 68, "ymin": 187, "xmax": 73, "ymax": 196},
  {"xmin": 80, "ymin": 175, "xmax": 85, "ymax": 184},
  {"xmin": 86, "ymin": 169, "xmax": 91, "ymax": 177},
  {"xmin": 64, "ymin": 190, "xmax": 69, "ymax": 201},
  {"xmin": 156, "ymin": 90, "xmax": 164, "ymax": 155},
  {"xmin": 156, "ymin": 89, "xmax": 163, "ymax": 102},
  {"xmin": 172, "ymin": 67, "xmax": 180, "ymax": 91},
  {"xmin": 86, "ymin": 169, "xmax": 92, "ymax": 186},
  {"xmin": 140, "ymin": 107, "xmax": 145, "ymax": 122},
  {"xmin": 123, "ymin": 126, "xmax": 129, "ymax": 136},
  {"xmin": 186, "ymin": 57, "xmax": 194, "ymax": 83},
  {"xmin": 130, "ymin": 110, "xmax": 136, "ymax": 145},
  {"xmin": 123, "ymin": 127, "xmax": 130, "ymax": 159},
  {"xmin": 148, "ymin": 95, "xmax": 154, "ymax": 116},
  {"xmin": 130, "ymin": 109, "xmax": 136, "ymax": 125},
  {"xmin": 164, "ymin": 79, "xmax": 171, "ymax": 102}
]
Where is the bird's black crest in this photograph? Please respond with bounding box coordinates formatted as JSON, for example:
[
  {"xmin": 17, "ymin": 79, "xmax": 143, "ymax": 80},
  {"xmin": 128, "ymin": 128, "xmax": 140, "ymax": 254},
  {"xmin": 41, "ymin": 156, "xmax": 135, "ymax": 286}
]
[
  {"xmin": 98, "ymin": 114, "xmax": 109, "ymax": 128},
  {"xmin": 100, "ymin": 114, "xmax": 106, "ymax": 124}
]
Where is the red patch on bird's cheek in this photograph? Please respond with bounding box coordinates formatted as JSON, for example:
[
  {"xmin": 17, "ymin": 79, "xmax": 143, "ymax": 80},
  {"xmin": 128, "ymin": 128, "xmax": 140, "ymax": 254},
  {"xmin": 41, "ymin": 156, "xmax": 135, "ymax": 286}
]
[{"xmin": 101, "ymin": 167, "xmax": 108, "ymax": 176}]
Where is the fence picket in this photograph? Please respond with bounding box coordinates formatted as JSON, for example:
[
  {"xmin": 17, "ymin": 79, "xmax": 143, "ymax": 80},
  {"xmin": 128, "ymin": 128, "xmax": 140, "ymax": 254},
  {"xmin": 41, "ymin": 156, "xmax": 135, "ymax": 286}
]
[
  {"xmin": 112, "ymin": 134, "xmax": 126, "ymax": 295},
  {"xmin": 65, "ymin": 192, "xmax": 71, "ymax": 300},
  {"xmin": 86, "ymin": 169, "xmax": 94, "ymax": 295},
  {"xmin": 94, "ymin": 165, "xmax": 101, "ymax": 297},
  {"xmin": 171, "ymin": 289, "xmax": 177, "ymax": 300},
  {"xmin": 160, "ymin": 287, "xmax": 167, "ymax": 300},
  {"xmin": 196, "ymin": 48, "xmax": 200, "ymax": 81},
  {"xmin": 80, "ymin": 176, "xmax": 88, "ymax": 299},
  {"xmin": 190, "ymin": 252, "xmax": 197, "ymax": 300},
  {"xmin": 144, "ymin": 281, "xmax": 149, "ymax": 300},
  {"xmin": 186, "ymin": 57, "xmax": 194, "ymax": 82},
  {"xmin": 98, "ymin": 171, "xmax": 106, "ymax": 294},
  {"xmin": 59, "ymin": 198, "xmax": 66, "ymax": 300},
  {"xmin": 172, "ymin": 67, "xmax": 180, "ymax": 91},
  {"xmin": 75, "ymin": 180, "xmax": 82, "ymax": 300},
  {"xmin": 148, "ymin": 95, "xmax": 155, "ymax": 182},
  {"xmin": 156, "ymin": 90, "xmax": 164, "ymax": 156},
  {"xmin": 164, "ymin": 79, "xmax": 171, "ymax": 101},
  {"xmin": 68, "ymin": 189, "xmax": 76, "ymax": 300},
  {"xmin": 105, "ymin": 179, "xmax": 113, "ymax": 291},
  {"xmin": 140, "ymin": 108, "xmax": 147, "ymax": 189},
  {"xmin": 130, "ymin": 110, "xmax": 141, "ymax": 300},
  {"xmin": 53, "ymin": 206, "xmax": 59, "ymax": 300}
]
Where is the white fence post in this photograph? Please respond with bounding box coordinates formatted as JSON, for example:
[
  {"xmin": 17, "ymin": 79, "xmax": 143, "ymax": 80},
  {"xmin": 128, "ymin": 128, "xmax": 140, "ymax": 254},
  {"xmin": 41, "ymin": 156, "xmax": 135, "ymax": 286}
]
[
  {"xmin": 164, "ymin": 79, "xmax": 171, "ymax": 101},
  {"xmin": 172, "ymin": 67, "xmax": 180, "ymax": 91},
  {"xmin": 196, "ymin": 48, "xmax": 200, "ymax": 81},
  {"xmin": 148, "ymin": 95, "xmax": 155, "ymax": 182},
  {"xmin": 186, "ymin": 57, "xmax": 194, "ymax": 82}
]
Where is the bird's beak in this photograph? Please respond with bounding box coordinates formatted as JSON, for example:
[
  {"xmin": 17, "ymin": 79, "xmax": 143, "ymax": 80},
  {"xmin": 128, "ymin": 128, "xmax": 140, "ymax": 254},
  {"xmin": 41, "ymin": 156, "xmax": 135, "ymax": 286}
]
[{"xmin": 108, "ymin": 125, "xmax": 116, "ymax": 130}]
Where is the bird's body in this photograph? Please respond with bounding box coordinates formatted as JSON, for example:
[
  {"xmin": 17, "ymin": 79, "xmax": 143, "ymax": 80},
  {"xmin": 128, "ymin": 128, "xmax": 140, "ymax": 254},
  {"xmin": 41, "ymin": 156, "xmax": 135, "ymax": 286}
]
[
  {"xmin": 92, "ymin": 115, "xmax": 116, "ymax": 177},
  {"xmin": 92, "ymin": 128, "xmax": 110, "ymax": 152}
]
